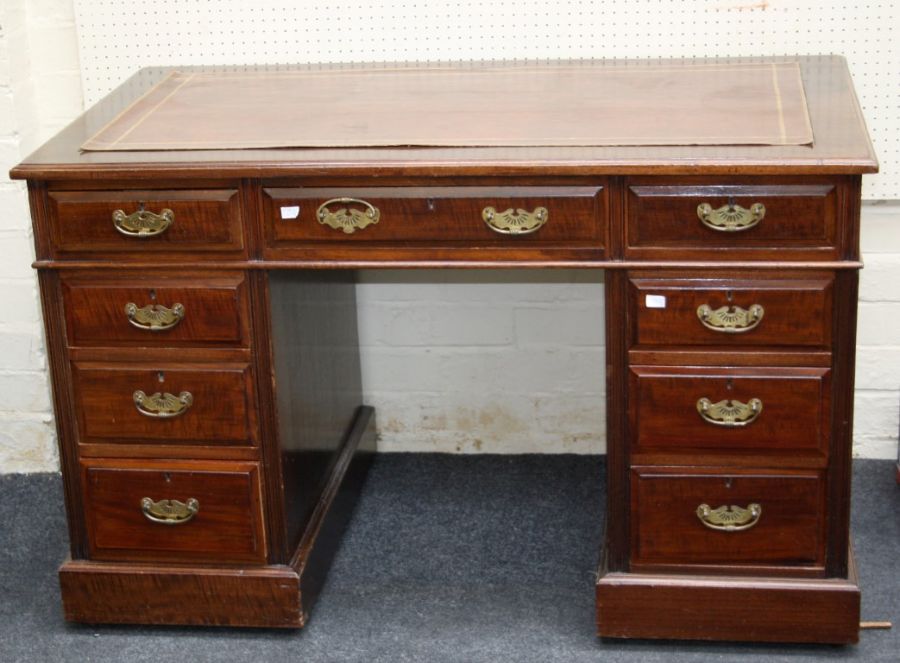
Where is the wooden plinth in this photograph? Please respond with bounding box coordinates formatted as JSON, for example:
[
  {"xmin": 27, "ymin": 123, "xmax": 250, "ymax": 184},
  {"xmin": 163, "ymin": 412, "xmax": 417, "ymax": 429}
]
[
  {"xmin": 58, "ymin": 407, "xmax": 376, "ymax": 628},
  {"xmin": 596, "ymin": 545, "xmax": 861, "ymax": 644}
]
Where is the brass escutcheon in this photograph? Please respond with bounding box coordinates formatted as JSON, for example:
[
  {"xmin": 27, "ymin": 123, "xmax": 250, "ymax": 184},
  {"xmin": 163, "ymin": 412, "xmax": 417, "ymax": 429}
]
[
  {"xmin": 133, "ymin": 390, "xmax": 193, "ymax": 418},
  {"xmin": 697, "ymin": 202, "xmax": 765, "ymax": 231},
  {"xmin": 696, "ymin": 503, "xmax": 762, "ymax": 532},
  {"xmin": 112, "ymin": 207, "xmax": 175, "ymax": 237},
  {"xmin": 141, "ymin": 497, "xmax": 199, "ymax": 525},
  {"xmin": 696, "ymin": 397, "xmax": 763, "ymax": 427},
  {"xmin": 125, "ymin": 302, "xmax": 185, "ymax": 331},
  {"xmin": 697, "ymin": 303, "xmax": 764, "ymax": 333},
  {"xmin": 481, "ymin": 206, "xmax": 549, "ymax": 235},
  {"xmin": 316, "ymin": 198, "xmax": 380, "ymax": 233}
]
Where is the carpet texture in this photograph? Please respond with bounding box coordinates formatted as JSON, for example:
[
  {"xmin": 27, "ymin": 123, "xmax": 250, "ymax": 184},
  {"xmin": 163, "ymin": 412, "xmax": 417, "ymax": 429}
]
[{"xmin": 0, "ymin": 455, "xmax": 896, "ymax": 662}]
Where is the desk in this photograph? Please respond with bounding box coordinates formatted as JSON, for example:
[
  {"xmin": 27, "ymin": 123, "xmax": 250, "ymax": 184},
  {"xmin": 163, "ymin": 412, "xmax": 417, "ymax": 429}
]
[{"xmin": 11, "ymin": 56, "xmax": 877, "ymax": 644}]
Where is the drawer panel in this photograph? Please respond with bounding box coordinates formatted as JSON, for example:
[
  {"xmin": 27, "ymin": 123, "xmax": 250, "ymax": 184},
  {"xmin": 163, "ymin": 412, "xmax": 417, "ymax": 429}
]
[
  {"xmin": 630, "ymin": 275, "xmax": 833, "ymax": 348},
  {"xmin": 624, "ymin": 178, "xmax": 839, "ymax": 259},
  {"xmin": 62, "ymin": 272, "xmax": 250, "ymax": 347},
  {"xmin": 263, "ymin": 185, "xmax": 606, "ymax": 245},
  {"xmin": 630, "ymin": 366, "xmax": 830, "ymax": 458},
  {"xmin": 82, "ymin": 459, "xmax": 266, "ymax": 563},
  {"xmin": 631, "ymin": 467, "xmax": 825, "ymax": 567},
  {"xmin": 72, "ymin": 363, "xmax": 257, "ymax": 446},
  {"xmin": 47, "ymin": 189, "xmax": 245, "ymax": 256}
]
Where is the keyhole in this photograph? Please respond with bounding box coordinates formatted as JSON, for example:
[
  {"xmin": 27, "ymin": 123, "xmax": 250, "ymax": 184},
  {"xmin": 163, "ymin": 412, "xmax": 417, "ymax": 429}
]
[
  {"xmin": 149, "ymin": 289, "xmax": 157, "ymax": 302},
  {"xmin": 426, "ymin": 198, "xmax": 435, "ymax": 212},
  {"xmin": 727, "ymin": 195, "xmax": 736, "ymax": 211},
  {"xmin": 163, "ymin": 472, "xmax": 171, "ymax": 483},
  {"xmin": 726, "ymin": 378, "xmax": 734, "ymax": 391},
  {"xmin": 138, "ymin": 201, "xmax": 146, "ymax": 212},
  {"xmin": 157, "ymin": 371, "xmax": 165, "ymax": 383},
  {"xmin": 724, "ymin": 477, "xmax": 733, "ymax": 489},
  {"xmin": 726, "ymin": 290, "xmax": 734, "ymax": 303}
]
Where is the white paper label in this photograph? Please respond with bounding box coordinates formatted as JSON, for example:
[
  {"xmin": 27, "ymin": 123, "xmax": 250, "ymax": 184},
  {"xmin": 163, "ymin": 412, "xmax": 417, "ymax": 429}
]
[
  {"xmin": 645, "ymin": 294, "xmax": 667, "ymax": 309},
  {"xmin": 280, "ymin": 205, "xmax": 300, "ymax": 220}
]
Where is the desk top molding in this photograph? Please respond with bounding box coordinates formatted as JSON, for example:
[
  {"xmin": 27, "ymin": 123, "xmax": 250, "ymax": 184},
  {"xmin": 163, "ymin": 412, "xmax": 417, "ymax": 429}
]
[{"xmin": 10, "ymin": 56, "xmax": 877, "ymax": 182}]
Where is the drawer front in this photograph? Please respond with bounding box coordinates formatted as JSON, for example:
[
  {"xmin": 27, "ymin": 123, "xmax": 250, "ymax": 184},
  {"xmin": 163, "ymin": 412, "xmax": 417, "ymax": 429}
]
[
  {"xmin": 47, "ymin": 189, "xmax": 245, "ymax": 256},
  {"xmin": 82, "ymin": 459, "xmax": 266, "ymax": 563},
  {"xmin": 631, "ymin": 467, "xmax": 825, "ymax": 568},
  {"xmin": 630, "ymin": 275, "xmax": 833, "ymax": 348},
  {"xmin": 630, "ymin": 366, "xmax": 830, "ymax": 457},
  {"xmin": 263, "ymin": 185, "xmax": 606, "ymax": 245},
  {"xmin": 62, "ymin": 272, "xmax": 250, "ymax": 347},
  {"xmin": 625, "ymin": 178, "xmax": 839, "ymax": 259},
  {"xmin": 72, "ymin": 363, "xmax": 257, "ymax": 446}
]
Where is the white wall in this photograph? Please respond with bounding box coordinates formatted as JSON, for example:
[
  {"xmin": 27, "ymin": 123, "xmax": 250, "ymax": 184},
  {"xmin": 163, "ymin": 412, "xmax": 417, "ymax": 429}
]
[
  {"xmin": 0, "ymin": 2, "xmax": 897, "ymax": 472},
  {"xmin": 0, "ymin": 0, "xmax": 82, "ymax": 472}
]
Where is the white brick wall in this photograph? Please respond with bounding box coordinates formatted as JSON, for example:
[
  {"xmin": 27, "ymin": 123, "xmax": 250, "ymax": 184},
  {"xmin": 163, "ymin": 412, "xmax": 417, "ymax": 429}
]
[
  {"xmin": 0, "ymin": 0, "xmax": 81, "ymax": 473},
  {"xmin": 855, "ymin": 203, "xmax": 900, "ymax": 458},
  {"xmin": 0, "ymin": 6, "xmax": 896, "ymax": 472},
  {"xmin": 357, "ymin": 271, "xmax": 606, "ymax": 454}
]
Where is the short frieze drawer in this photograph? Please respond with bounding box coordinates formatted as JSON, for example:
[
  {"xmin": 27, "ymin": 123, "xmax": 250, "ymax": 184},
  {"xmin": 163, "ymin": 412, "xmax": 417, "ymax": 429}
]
[{"xmin": 47, "ymin": 188, "xmax": 245, "ymax": 257}]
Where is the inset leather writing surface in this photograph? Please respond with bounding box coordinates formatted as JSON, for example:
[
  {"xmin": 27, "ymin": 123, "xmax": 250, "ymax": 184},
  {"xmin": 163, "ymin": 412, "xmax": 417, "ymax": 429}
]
[{"xmin": 81, "ymin": 63, "xmax": 813, "ymax": 151}]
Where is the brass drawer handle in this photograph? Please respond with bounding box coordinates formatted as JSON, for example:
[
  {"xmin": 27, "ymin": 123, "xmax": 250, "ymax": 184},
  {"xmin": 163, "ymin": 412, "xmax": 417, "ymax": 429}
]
[
  {"xmin": 133, "ymin": 390, "xmax": 193, "ymax": 418},
  {"xmin": 696, "ymin": 503, "xmax": 762, "ymax": 532},
  {"xmin": 124, "ymin": 302, "xmax": 185, "ymax": 331},
  {"xmin": 112, "ymin": 207, "xmax": 175, "ymax": 237},
  {"xmin": 696, "ymin": 397, "xmax": 763, "ymax": 427},
  {"xmin": 482, "ymin": 206, "xmax": 549, "ymax": 235},
  {"xmin": 697, "ymin": 201, "xmax": 765, "ymax": 231},
  {"xmin": 141, "ymin": 497, "xmax": 199, "ymax": 525},
  {"xmin": 697, "ymin": 303, "xmax": 764, "ymax": 333},
  {"xmin": 317, "ymin": 197, "xmax": 380, "ymax": 233}
]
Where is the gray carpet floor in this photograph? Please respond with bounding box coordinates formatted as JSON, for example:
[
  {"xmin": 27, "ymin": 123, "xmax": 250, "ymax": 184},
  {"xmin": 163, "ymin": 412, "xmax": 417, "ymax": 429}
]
[{"xmin": 0, "ymin": 455, "xmax": 897, "ymax": 662}]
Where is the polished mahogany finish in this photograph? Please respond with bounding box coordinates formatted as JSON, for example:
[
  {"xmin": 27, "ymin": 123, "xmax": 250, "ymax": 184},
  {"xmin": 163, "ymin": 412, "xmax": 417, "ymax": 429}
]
[
  {"xmin": 630, "ymin": 466, "xmax": 825, "ymax": 568},
  {"xmin": 629, "ymin": 366, "xmax": 831, "ymax": 458},
  {"xmin": 82, "ymin": 459, "xmax": 267, "ymax": 564},
  {"xmin": 624, "ymin": 176, "xmax": 842, "ymax": 261},
  {"xmin": 71, "ymin": 362, "xmax": 257, "ymax": 446},
  {"xmin": 629, "ymin": 273, "xmax": 834, "ymax": 349},
  {"xmin": 262, "ymin": 183, "xmax": 607, "ymax": 258},
  {"xmin": 11, "ymin": 56, "xmax": 876, "ymax": 643},
  {"xmin": 61, "ymin": 271, "xmax": 251, "ymax": 347},
  {"xmin": 46, "ymin": 188, "xmax": 246, "ymax": 258}
]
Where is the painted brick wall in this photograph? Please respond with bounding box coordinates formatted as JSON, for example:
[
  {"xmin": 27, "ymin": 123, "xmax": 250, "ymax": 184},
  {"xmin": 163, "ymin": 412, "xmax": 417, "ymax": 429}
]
[
  {"xmin": 0, "ymin": 0, "xmax": 82, "ymax": 472},
  {"xmin": 0, "ymin": 5, "xmax": 897, "ymax": 472}
]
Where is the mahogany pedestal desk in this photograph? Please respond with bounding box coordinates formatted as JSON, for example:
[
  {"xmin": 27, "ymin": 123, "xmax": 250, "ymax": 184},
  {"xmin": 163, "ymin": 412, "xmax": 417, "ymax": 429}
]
[{"xmin": 11, "ymin": 56, "xmax": 878, "ymax": 644}]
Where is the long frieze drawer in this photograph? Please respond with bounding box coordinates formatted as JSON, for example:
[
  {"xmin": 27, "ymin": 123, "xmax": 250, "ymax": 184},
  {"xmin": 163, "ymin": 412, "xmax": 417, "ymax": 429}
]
[
  {"xmin": 72, "ymin": 363, "xmax": 257, "ymax": 446},
  {"xmin": 263, "ymin": 185, "xmax": 607, "ymax": 245},
  {"xmin": 61, "ymin": 272, "xmax": 250, "ymax": 347},
  {"xmin": 624, "ymin": 177, "xmax": 839, "ymax": 259},
  {"xmin": 630, "ymin": 274, "xmax": 833, "ymax": 348},
  {"xmin": 631, "ymin": 467, "xmax": 825, "ymax": 568},
  {"xmin": 46, "ymin": 189, "xmax": 245, "ymax": 256},
  {"xmin": 629, "ymin": 366, "xmax": 830, "ymax": 458},
  {"xmin": 82, "ymin": 459, "xmax": 267, "ymax": 564}
]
